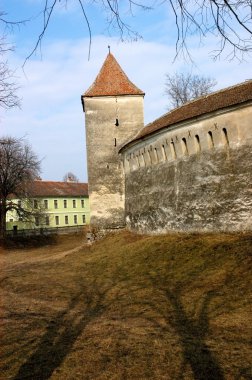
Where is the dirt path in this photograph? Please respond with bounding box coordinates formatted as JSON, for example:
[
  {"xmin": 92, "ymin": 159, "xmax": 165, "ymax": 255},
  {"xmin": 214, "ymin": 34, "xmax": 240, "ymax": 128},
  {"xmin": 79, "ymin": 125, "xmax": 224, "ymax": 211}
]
[{"xmin": 0, "ymin": 243, "xmax": 88, "ymax": 274}]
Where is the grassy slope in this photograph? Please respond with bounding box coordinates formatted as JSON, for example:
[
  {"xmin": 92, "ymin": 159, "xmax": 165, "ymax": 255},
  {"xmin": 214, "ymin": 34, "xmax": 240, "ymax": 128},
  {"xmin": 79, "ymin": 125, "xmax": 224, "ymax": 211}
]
[{"xmin": 0, "ymin": 231, "xmax": 251, "ymax": 380}]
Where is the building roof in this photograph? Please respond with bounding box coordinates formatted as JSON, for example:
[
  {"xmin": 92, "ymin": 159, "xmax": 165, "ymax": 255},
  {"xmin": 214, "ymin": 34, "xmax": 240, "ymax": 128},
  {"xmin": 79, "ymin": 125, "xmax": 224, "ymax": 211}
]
[
  {"xmin": 84, "ymin": 52, "xmax": 144, "ymax": 97},
  {"xmin": 120, "ymin": 79, "xmax": 252, "ymax": 150},
  {"xmin": 29, "ymin": 181, "xmax": 88, "ymax": 197}
]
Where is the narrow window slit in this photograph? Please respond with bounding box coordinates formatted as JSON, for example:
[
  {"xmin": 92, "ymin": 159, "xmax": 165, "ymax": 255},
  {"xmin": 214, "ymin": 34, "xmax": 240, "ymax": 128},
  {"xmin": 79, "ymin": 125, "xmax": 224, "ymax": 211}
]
[
  {"xmin": 195, "ymin": 134, "xmax": 201, "ymax": 153},
  {"xmin": 126, "ymin": 157, "xmax": 130, "ymax": 171},
  {"xmin": 222, "ymin": 128, "xmax": 229, "ymax": 146},
  {"xmin": 136, "ymin": 155, "xmax": 140, "ymax": 167},
  {"xmin": 154, "ymin": 148, "xmax": 158, "ymax": 163},
  {"xmin": 142, "ymin": 153, "xmax": 146, "ymax": 166},
  {"xmin": 208, "ymin": 131, "xmax": 214, "ymax": 149},
  {"xmin": 162, "ymin": 145, "xmax": 167, "ymax": 160},
  {"xmin": 182, "ymin": 137, "xmax": 189, "ymax": 155},
  {"xmin": 171, "ymin": 141, "xmax": 177, "ymax": 159},
  {"xmin": 147, "ymin": 150, "xmax": 152, "ymax": 164}
]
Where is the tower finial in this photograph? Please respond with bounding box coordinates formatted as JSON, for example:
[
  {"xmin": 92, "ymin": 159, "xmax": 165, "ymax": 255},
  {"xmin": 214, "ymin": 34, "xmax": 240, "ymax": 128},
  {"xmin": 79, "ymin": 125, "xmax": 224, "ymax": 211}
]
[{"xmin": 108, "ymin": 45, "xmax": 111, "ymax": 54}]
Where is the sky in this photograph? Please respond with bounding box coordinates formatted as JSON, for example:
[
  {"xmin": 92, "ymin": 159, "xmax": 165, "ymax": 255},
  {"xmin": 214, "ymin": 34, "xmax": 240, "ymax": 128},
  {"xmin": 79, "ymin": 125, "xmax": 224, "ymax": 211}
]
[{"xmin": 0, "ymin": 0, "xmax": 251, "ymax": 182}]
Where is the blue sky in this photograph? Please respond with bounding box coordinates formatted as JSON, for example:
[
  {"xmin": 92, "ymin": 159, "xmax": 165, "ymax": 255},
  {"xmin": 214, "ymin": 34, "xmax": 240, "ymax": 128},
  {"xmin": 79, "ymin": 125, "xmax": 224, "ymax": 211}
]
[{"xmin": 1, "ymin": 0, "xmax": 251, "ymax": 182}]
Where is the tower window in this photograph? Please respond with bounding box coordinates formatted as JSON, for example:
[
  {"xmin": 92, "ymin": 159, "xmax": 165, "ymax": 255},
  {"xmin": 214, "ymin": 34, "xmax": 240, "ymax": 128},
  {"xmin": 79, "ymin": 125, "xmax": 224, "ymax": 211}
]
[
  {"xmin": 115, "ymin": 118, "xmax": 119, "ymax": 126},
  {"xmin": 114, "ymin": 138, "xmax": 117, "ymax": 147}
]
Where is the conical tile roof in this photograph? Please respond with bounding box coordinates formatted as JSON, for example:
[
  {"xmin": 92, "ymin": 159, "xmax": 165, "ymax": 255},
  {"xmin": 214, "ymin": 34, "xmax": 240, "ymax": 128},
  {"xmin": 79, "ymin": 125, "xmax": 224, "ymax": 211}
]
[{"xmin": 84, "ymin": 53, "xmax": 144, "ymax": 97}]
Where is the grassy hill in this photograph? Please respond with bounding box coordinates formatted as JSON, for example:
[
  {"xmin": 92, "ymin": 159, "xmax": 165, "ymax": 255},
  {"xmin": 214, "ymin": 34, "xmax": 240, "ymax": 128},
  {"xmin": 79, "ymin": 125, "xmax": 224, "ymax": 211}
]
[{"xmin": 0, "ymin": 231, "xmax": 251, "ymax": 379}]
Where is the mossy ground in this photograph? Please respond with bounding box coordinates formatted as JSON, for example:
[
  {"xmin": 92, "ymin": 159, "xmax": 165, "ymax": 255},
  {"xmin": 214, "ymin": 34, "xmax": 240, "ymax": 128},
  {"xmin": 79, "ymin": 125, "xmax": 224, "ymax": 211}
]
[{"xmin": 0, "ymin": 231, "xmax": 251, "ymax": 379}]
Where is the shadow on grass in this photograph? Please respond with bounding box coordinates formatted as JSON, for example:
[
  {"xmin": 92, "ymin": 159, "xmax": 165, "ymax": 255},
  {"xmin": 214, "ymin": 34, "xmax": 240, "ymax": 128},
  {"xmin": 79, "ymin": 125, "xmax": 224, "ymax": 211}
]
[
  {"xmin": 235, "ymin": 366, "xmax": 252, "ymax": 380},
  {"xmin": 145, "ymin": 265, "xmax": 224, "ymax": 380},
  {"xmin": 14, "ymin": 284, "xmax": 106, "ymax": 380},
  {"xmin": 165, "ymin": 288, "xmax": 224, "ymax": 380}
]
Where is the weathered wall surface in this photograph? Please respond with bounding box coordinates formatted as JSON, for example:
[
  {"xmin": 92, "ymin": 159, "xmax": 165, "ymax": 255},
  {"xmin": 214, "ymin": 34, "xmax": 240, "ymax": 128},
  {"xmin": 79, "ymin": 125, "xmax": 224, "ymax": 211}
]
[
  {"xmin": 84, "ymin": 95, "xmax": 144, "ymax": 228},
  {"xmin": 123, "ymin": 103, "xmax": 252, "ymax": 233}
]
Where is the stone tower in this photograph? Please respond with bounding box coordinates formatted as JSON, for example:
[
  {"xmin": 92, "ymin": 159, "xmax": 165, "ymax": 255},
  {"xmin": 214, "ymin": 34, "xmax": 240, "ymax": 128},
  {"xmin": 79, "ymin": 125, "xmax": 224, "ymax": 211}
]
[{"xmin": 81, "ymin": 52, "xmax": 144, "ymax": 228}]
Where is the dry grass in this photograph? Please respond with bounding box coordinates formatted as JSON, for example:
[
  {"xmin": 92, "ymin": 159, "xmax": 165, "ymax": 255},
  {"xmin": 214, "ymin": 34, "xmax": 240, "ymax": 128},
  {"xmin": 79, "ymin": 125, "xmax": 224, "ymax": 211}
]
[{"xmin": 0, "ymin": 230, "xmax": 251, "ymax": 380}]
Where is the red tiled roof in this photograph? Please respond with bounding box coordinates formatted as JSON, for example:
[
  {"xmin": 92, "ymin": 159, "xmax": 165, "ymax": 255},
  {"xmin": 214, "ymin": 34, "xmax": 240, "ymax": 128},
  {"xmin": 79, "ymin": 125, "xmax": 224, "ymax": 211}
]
[
  {"xmin": 120, "ymin": 80, "xmax": 252, "ymax": 150},
  {"xmin": 84, "ymin": 53, "xmax": 144, "ymax": 97},
  {"xmin": 29, "ymin": 181, "xmax": 88, "ymax": 197}
]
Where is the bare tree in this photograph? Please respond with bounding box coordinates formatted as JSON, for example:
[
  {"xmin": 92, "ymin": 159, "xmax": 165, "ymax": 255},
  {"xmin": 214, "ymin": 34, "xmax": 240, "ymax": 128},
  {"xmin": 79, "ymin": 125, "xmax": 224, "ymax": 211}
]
[
  {"xmin": 165, "ymin": 72, "xmax": 217, "ymax": 108},
  {"xmin": 63, "ymin": 172, "xmax": 79, "ymax": 183},
  {"xmin": 1, "ymin": 1, "xmax": 252, "ymax": 62},
  {"xmin": 0, "ymin": 137, "xmax": 41, "ymax": 239},
  {"xmin": 0, "ymin": 36, "xmax": 20, "ymax": 109}
]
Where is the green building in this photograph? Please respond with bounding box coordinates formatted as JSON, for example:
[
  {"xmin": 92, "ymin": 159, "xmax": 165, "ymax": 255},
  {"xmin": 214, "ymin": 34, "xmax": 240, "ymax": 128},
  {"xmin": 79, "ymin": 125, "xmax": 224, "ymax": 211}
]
[{"xmin": 6, "ymin": 180, "xmax": 90, "ymax": 233}]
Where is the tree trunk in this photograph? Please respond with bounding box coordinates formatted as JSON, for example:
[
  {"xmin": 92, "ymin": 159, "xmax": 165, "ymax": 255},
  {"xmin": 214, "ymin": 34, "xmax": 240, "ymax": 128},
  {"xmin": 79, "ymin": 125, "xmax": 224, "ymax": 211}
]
[{"xmin": 0, "ymin": 198, "xmax": 7, "ymax": 240}]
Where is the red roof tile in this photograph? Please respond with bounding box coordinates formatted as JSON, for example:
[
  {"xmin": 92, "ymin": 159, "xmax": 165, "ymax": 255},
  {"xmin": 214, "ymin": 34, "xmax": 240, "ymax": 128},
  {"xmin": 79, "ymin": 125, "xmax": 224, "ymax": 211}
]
[
  {"xmin": 121, "ymin": 80, "xmax": 252, "ymax": 149},
  {"xmin": 84, "ymin": 53, "xmax": 144, "ymax": 97},
  {"xmin": 29, "ymin": 181, "xmax": 88, "ymax": 197}
]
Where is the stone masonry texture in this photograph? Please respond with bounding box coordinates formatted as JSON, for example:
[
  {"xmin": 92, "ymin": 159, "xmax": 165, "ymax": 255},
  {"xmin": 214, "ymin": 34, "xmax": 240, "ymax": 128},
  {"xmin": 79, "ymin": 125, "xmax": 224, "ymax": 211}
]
[{"xmin": 125, "ymin": 146, "xmax": 252, "ymax": 233}]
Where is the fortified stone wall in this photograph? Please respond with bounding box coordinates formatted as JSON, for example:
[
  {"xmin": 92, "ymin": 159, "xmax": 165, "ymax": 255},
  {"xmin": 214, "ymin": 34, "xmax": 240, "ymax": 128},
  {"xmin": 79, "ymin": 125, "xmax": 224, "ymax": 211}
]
[
  {"xmin": 122, "ymin": 103, "xmax": 252, "ymax": 233},
  {"xmin": 84, "ymin": 95, "xmax": 144, "ymax": 228}
]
